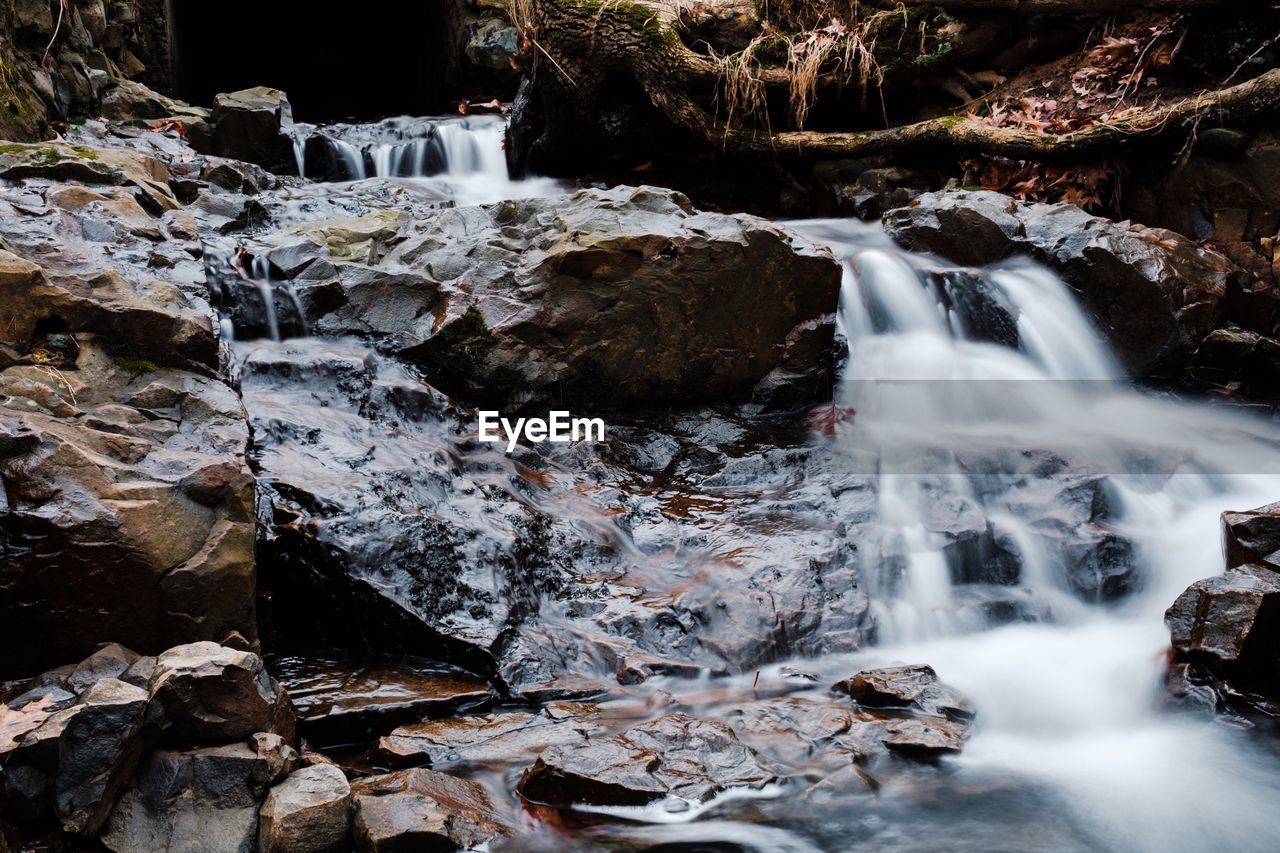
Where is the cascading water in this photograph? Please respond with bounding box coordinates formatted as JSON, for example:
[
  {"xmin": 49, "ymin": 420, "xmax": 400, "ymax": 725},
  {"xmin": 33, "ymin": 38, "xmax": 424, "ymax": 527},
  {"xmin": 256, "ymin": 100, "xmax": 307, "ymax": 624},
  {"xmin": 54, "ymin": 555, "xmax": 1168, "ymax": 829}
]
[
  {"xmin": 205, "ymin": 111, "xmax": 1280, "ymax": 851},
  {"xmin": 781, "ymin": 218, "xmax": 1280, "ymax": 852}
]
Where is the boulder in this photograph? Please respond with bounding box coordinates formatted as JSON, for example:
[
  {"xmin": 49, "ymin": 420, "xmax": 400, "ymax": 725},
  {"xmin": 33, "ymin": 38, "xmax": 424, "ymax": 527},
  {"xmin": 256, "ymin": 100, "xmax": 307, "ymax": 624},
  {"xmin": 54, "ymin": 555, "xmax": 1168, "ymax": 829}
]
[
  {"xmin": 100, "ymin": 739, "xmax": 293, "ymax": 853},
  {"xmin": 273, "ymin": 185, "xmax": 841, "ymax": 409},
  {"xmin": 101, "ymin": 80, "xmax": 211, "ymax": 122},
  {"xmin": 831, "ymin": 664, "xmax": 975, "ymax": 722},
  {"xmin": 884, "ymin": 190, "xmax": 1257, "ymax": 377},
  {"xmin": 149, "ymin": 643, "xmax": 295, "ymax": 745},
  {"xmin": 350, "ymin": 769, "xmax": 511, "ymax": 852},
  {"xmin": 1223, "ymin": 502, "xmax": 1280, "ymax": 572},
  {"xmin": 258, "ymin": 764, "xmax": 351, "ymax": 853},
  {"xmin": 465, "ymin": 19, "xmax": 520, "ymax": 71},
  {"xmin": 212, "ymin": 87, "xmax": 295, "ymax": 170},
  {"xmin": 518, "ymin": 713, "xmax": 779, "ymax": 809},
  {"xmin": 1188, "ymin": 328, "xmax": 1280, "ymax": 397},
  {"xmin": 1165, "ymin": 562, "xmax": 1280, "ymax": 719},
  {"xmin": 0, "ymin": 142, "xmax": 178, "ymax": 210},
  {"xmin": 0, "ymin": 677, "xmax": 149, "ymax": 835}
]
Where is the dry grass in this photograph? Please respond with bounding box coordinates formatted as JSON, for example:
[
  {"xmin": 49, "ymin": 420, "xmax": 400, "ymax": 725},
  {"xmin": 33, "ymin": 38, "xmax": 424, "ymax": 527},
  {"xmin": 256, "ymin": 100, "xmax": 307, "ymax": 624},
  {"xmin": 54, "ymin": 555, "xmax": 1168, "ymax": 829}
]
[{"xmin": 715, "ymin": 10, "xmax": 891, "ymax": 132}]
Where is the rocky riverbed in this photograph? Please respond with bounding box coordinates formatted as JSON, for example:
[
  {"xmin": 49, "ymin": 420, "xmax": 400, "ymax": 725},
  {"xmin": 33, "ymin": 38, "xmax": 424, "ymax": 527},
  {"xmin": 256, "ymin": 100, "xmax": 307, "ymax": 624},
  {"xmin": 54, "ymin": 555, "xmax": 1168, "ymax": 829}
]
[{"xmin": 3, "ymin": 79, "xmax": 1280, "ymax": 852}]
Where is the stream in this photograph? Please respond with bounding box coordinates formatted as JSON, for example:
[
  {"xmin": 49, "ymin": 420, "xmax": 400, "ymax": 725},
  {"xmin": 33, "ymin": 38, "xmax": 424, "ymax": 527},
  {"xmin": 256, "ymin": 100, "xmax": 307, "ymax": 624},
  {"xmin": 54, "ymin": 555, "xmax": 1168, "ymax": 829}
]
[{"xmin": 213, "ymin": 114, "xmax": 1280, "ymax": 852}]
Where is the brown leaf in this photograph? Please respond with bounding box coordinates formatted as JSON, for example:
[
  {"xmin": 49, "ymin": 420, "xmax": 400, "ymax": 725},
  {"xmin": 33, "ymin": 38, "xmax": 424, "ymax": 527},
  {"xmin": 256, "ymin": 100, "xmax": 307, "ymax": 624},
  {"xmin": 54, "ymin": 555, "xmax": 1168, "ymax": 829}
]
[{"xmin": 0, "ymin": 694, "xmax": 56, "ymax": 754}]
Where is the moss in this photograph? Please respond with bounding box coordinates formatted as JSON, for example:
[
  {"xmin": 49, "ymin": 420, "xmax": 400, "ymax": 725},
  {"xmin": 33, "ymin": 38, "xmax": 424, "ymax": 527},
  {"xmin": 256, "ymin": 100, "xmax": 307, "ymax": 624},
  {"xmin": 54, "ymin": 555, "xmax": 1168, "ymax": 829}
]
[
  {"xmin": 110, "ymin": 355, "xmax": 161, "ymax": 376},
  {"xmin": 939, "ymin": 115, "xmax": 967, "ymax": 129}
]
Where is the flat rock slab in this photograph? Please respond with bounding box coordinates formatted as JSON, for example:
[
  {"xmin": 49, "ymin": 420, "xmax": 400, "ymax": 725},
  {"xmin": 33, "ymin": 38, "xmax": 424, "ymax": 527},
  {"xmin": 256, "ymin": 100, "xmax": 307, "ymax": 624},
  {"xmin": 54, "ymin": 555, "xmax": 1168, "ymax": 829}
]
[
  {"xmin": 376, "ymin": 705, "xmax": 609, "ymax": 768},
  {"xmin": 268, "ymin": 652, "xmax": 490, "ymax": 746},
  {"xmin": 518, "ymin": 712, "xmax": 780, "ymax": 810}
]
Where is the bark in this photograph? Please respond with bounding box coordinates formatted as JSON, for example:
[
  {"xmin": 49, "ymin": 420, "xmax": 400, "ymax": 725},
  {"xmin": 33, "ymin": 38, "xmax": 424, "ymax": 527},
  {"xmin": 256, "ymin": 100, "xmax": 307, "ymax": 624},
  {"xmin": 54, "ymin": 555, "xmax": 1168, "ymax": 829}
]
[
  {"xmin": 509, "ymin": 0, "xmax": 1280, "ymax": 173},
  {"xmin": 872, "ymin": 0, "xmax": 1250, "ymax": 11},
  {"xmin": 688, "ymin": 68, "xmax": 1280, "ymax": 161}
]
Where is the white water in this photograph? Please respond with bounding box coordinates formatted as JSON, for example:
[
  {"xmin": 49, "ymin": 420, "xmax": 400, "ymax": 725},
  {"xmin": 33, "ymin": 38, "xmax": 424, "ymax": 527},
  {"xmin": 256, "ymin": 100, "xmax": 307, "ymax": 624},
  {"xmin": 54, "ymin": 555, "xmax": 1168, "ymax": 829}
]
[
  {"xmin": 790, "ymin": 218, "xmax": 1280, "ymax": 853},
  {"xmin": 290, "ymin": 114, "xmax": 562, "ymax": 206}
]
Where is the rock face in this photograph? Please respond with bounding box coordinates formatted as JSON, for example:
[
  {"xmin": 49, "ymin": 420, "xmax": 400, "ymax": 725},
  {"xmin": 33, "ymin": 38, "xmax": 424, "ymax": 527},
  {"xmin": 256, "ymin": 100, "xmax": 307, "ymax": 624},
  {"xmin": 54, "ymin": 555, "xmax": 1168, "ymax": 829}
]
[
  {"xmin": 518, "ymin": 713, "xmax": 780, "ymax": 808},
  {"xmin": 264, "ymin": 185, "xmax": 841, "ymax": 409},
  {"xmin": 0, "ymin": 144, "xmax": 258, "ymax": 678},
  {"xmin": 350, "ymin": 768, "xmax": 511, "ymax": 852},
  {"xmin": 212, "ymin": 88, "xmax": 296, "ymax": 171},
  {"xmin": 258, "ymin": 764, "xmax": 351, "ymax": 853},
  {"xmin": 149, "ymin": 643, "xmax": 295, "ymax": 745},
  {"xmin": 884, "ymin": 190, "xmax": 1262, "ymax": 377}
]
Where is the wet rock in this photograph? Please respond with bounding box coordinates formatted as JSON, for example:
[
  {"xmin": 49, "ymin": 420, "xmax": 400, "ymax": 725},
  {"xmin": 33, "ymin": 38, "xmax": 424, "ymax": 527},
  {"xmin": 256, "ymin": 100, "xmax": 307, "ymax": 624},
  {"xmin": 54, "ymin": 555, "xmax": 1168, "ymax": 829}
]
[
  {"xmin": 375, "ymin": 707, "xmax": 606, "ymax": 768},
  {"xmin": 100, "ymin": 740, "xmax": 292, "ymax": 853},
  {"xmin": 1223, "ymin": 502, "xmax": 1280, "ymax": 572},
  {"xmin": 884, "ymin": 190, "xmax": 1254, "ymax": 377},
  {"xmin": 276, "ymin": 185, "xmax": 840, "ymax": 409},
  {"xmin": 877, "ymin": 717, "xmax": 969, "ymax": 758},
  {"xmin": 1166, "ymin": 563, "xmax": 1280, "ymax": 694},
  {"xmin": 268, "ymin": 653, "xmax": 489, "ymax": 747},
  {"xmin": 101, "ymin": 80, "xmax": 210, "ymax": 122},
  {"xmin": 350, "ymin": 768, "xmax": 512, "ymax": 852},
  {"xmin": 0, "ymin": 344, "xmax": 257, "ymax": 677},
  {"xmin": 465, "ymin": 19, "xmax": 520, "ymax": 71},
  {"xmin": 0, "ymin": 142, "xmax": 178, "ymax": 210},
  {"xmin": 518, "ymin": 712, "xmax": 779, "ymax": 808},
  {"xmin": 212, "ymin": 87, "xmax": 295, "ymax": 171},
  {"xmin": 0, "ymin": 677, "xmax": 149, "ymax": 834},
  {"xmin": 258, "ymin": 764, "xmax": 351, "ymax": 853},
  {"xmin": 149, "ymin": 643, "xmax": 296, "ymax": 745},
  {"xmin": 832, "ymin": 665, "xmax": 975, "ymax": 722},
  {"xmin": 1188, "ymin": 328, "xmax": 1280, "ymax": 398}
]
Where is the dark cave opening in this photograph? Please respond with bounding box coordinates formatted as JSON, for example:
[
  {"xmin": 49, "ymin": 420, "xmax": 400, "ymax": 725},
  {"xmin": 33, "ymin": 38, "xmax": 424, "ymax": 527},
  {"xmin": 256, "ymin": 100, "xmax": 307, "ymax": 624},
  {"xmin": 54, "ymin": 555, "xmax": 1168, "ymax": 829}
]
[{"xmin": 168, "ymin": 0, "xmax": 451, "ymax": 122}]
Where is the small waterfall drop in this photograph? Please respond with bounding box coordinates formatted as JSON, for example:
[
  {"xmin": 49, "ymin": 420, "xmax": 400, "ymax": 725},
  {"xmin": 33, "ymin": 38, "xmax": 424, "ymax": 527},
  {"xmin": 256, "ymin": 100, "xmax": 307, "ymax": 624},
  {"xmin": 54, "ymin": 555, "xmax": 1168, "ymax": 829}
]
[{"xmin": 790, "ymin": 217, "xmax": 1280, "ymax": 853}]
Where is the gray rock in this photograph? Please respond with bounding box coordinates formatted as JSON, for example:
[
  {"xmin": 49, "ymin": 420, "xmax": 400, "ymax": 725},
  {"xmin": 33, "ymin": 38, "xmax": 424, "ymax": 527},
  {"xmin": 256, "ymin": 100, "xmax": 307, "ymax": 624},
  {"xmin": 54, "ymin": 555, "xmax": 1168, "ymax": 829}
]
[
  {"xmin": 518, "ymin": 712, "xmax": 779, "ymax": 808},
  {"xmin": 273, "ymin": 185, "xmax": 841, "ymax": 409},
  {"xmin": 212, "ymin": 87, "xmax": 295, "ymax": 170},
  {"xmin": 258, "ymin": 764, "xmax": 351, "ymax": 853},
  {"xmin": 0, "ymin": 677, "xmax": 149, "ymax": 835},
  {"xmin": 101, "ymin": 741, "xmax": 291, "ymax": 853},
  {"xmin": 832, "ymin": 664, "xmax": 976, "ymax": 722},
  {"xmin": 465, "ymin": 19, "xmax": 520, "ymax": 71},
  {"xmin": 884, "ymin": 190, "xmax": 1254, "ymax": 377},
  {"xmin": 1223, "ymin": 502, "xmax": 1280, "ymax": 573},
  {"xmin": 149, "ymin": 643, "xmax": 296, "ymax": 745}
]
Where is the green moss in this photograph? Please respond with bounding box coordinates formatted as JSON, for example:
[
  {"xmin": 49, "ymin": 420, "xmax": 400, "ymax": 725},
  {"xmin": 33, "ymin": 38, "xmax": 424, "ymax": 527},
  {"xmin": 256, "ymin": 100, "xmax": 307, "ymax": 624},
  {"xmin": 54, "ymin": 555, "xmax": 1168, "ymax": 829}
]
[
  {"xmin": 939, "ymin": 115, "xmax": 967, "ymax": 129},
  {"xmin": 111, "ymin": 355, "xmax": 160, "ymax": 376}
]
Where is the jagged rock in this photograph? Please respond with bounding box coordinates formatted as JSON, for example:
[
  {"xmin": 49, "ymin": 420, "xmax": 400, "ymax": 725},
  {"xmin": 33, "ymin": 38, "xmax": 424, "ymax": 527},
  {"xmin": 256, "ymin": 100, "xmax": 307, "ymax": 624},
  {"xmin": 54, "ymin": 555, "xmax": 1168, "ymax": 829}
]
[
  {"xmin": 101, "ymin": 79, "xmax": 211, "ymax": 122},
  {"xmin": 350, "ymin": 769, "xmax": 511, "ymax": 852},
  {"xmin": 465, "ymin": 19, "xmax": 520, "ymax": 71},
  {"xmin": 268, "ymin": 652, "xmax": 489, "ymax": 747},
  {"xmin": 884, "ymin": 190, "xmax": 1256, "ymax": 377},
  {"xmin": 518, "ymin": 712, "xmax": 779, "ymax": 808},
  {"xmin": 0, "ymin": 677, "xmax": 149, "ymax": 835},
  {"xmin": 0, "ymin": 348, "xmax": 257, "ymax": 677},
  {"xmin": 149, "ymin": 643, "xmax": 295, "ymax": 745},
  {"xmin": 1166, "ymin": 564, "xmax": 1280, "ymax": 694},
  {"xmin": 832, "ymin": 665, "xmax": 975, "ymax": 722},
  {"xmin": 212, "ymin": 87, "xmax": 295, "ymax": 171},
  {"xmin": 258, "ymin": 764, "xmax": 351, "ymax": 853},
  {"xmin": 0, "ymin": 142, "xmax": 178, "ymax": 210},
  {"xmin": 273, "ymin": 185, "xmax": 841, "ymax": 409},
  {"xmin": 1188, "ymin": 328, "xmax": 1280, "ymax": 397},
  {"xmin": 100, "ymin": 739, "xmax": 293, "ymax": 853},
  {"xmin": 1223, "ymin": 502, "xmax": 1280, "ymax": 572}
]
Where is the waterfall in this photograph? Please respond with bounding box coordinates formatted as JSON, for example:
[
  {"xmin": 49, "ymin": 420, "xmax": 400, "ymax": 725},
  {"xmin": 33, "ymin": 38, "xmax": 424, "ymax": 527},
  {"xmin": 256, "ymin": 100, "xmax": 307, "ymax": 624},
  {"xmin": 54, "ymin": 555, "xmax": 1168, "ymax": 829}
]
[
  {"xmin": 204, "ymin": 247, "xmax": 308, "ymax": 343},
  {"xmin": 290, "ymin": 115, "xmax": 510, "ymax": 182},
  {"xmin": 790, "ymin": 218, "xmax": 1280, "ymax": 853}
]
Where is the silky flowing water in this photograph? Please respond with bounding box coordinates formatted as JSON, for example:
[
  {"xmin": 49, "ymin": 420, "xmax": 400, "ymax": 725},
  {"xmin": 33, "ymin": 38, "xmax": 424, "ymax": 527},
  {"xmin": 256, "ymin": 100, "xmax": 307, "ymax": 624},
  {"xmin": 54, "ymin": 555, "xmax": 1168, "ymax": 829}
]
[{"xmin": 215, "ymin": 115, "xmax": 1280, "ymax": 852}]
